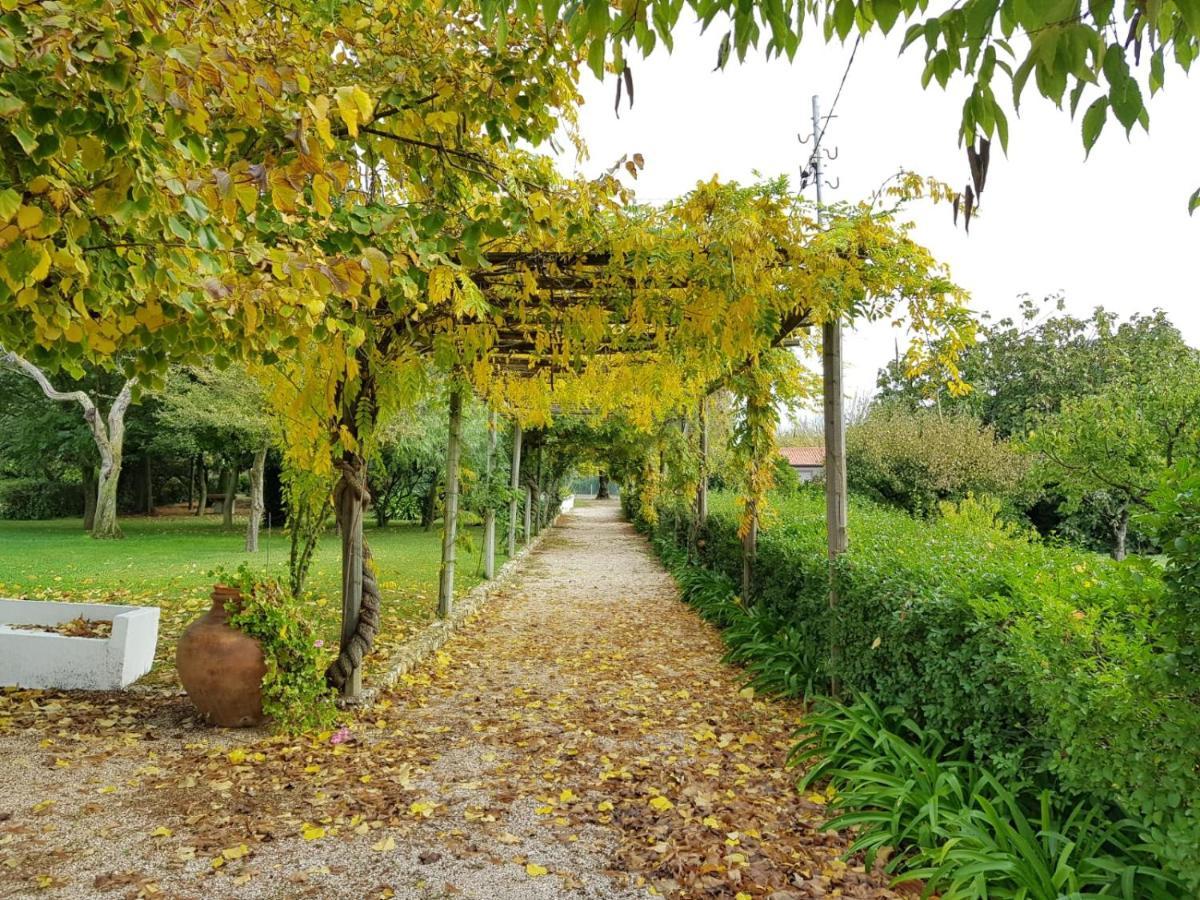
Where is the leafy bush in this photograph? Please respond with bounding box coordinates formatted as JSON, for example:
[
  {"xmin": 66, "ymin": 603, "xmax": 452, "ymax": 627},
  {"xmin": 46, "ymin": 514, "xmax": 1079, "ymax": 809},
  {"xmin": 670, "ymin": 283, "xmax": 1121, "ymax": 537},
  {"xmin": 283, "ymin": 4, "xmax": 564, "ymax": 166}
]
[
  {"xmin": 846, "ymin": 405, "xmax": 1027, "ymax": 517},
  {"xmin": 792, "ymin": 697, "xmax": 1180, "ymax": 898},
  {"xmin": 641, "ymin": 489, "xmax": 1200, "ymax": 888},
  {"xmin": 0, "ymin": 478, "xmax": 83, "ymax": 519},
  {"xmin": 220, "ymin": 565, "xmax": 338, "ymax": 734}
]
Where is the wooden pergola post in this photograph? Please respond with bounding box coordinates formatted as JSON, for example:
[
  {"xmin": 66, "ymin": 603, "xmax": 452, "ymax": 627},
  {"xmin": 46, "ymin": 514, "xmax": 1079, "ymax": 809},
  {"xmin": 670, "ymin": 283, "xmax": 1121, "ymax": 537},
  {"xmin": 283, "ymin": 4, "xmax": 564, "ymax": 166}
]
[
  {"xmin": 693, "ymin": 395, "xmax": 708, "ymax": 557},
  {"xmin": 483, "ymin": 409, "xmax": 497, "ymax": 579},
  {"xmin": 437, "ymin": 385, "xmax": 464, "ymax": 619},
  {"xmin": 338, "ymin": 456, "xmax": 365, "ymax": 698},
  {"xmin": 823, "ymin": 320, "xmax": 848, "ymax": 694},
  {"xmin": 507, "ymin": 422, "xmax": 522, "ymax": 557},
  {"xmin": 523, "ymin": 478, "xmax": 532, "ymax": 544}
]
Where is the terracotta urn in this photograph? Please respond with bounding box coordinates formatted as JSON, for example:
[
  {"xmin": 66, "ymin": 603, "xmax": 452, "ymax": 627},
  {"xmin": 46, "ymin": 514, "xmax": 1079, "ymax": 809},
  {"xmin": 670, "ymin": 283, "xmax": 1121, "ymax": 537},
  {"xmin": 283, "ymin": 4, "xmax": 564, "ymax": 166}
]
[{"xmin": 176, "ymin": 586, "xmax": 266, "ymax": 727}]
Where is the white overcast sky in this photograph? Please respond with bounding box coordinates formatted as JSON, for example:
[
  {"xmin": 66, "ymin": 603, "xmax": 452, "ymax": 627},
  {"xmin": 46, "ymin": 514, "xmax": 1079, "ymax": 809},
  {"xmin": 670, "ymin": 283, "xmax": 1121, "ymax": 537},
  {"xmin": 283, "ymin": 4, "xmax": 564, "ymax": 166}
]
[{"xmin": 554, "ymin": 23, "xmax": 1200, "ymax": 403}]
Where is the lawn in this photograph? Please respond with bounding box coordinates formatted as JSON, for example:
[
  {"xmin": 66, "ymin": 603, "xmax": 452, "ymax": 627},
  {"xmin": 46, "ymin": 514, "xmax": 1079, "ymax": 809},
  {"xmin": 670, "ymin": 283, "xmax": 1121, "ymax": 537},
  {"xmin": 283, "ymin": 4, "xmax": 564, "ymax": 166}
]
[{"xmin": 0, "ymin": 514, "xmax": 509, "ymax": 686}]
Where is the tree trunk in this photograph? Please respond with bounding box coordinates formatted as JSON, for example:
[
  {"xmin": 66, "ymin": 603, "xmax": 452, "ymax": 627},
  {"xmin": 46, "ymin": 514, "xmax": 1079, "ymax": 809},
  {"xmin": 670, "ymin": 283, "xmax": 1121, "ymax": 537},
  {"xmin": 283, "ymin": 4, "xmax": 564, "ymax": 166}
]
[
  {"xmin": 508, "ymin": 423, "xmax": 522, "ymax": 557},
  {"xmin": 143, "ymin": 454, "xmax": 154, "ymax": 515},
  {"xmin": 421, "ymin": 477, "xmax": 438, "ymax": 531},
  {"xmin": 196, "ymin": 461, "xmax": 208, "ymax": 516},
  {"xmin": 1, "ymin": 351, "xmax": 134, "ymax": 539},
  {"xmin": 596, "ymin": 473, "xmax": 610, "ymax": 499},
  {"xmin": 82, "ymin": 465, "xmax": 97, "ymax": 532},
  {"xmin": 524, "ymin": 484, "xmax": 532, "ymax": 544},
  {"xmin": 187, "ymin": 455, "xmax": 196, "ymax": 511},
  {"xmin": 1112, "ymin": 506, "xmax": 1129, "ymax": 562},
  {"xmin": 245, "ymin": 446, "xmax": 267, "ymax": 552},
  {"xmin": 222, "ymin": 466, "xmax": 236, "ymax": 527},
  {"xmin": 438, "ymin": 387, "xmax": 464, "ymax": 618}
]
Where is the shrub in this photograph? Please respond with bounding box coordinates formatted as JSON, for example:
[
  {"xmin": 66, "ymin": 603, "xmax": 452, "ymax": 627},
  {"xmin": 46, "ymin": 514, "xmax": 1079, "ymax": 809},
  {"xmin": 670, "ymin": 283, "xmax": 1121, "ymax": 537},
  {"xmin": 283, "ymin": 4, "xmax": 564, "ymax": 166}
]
[
  {"xmin": 643, "ymin": 489, "xmax": 1200, "ymax": 888},
  {"xmin": 846, "ymin": 405, "xmax": 1027, "ymax": 517},
  {"xmin": 0, "ymin": 478, "xmax": 84, "ymax": 519},
  {"xmin": 220, "ymin": 565, "xmax": 338, "ymax": 734}
]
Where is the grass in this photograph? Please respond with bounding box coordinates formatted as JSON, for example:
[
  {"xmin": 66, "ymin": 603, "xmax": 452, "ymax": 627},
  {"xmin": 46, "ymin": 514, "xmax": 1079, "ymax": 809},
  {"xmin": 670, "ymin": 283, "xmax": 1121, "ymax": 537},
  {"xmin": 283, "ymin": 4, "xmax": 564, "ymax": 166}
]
[{"xmin": 0, "ymin": 514, "xmax": 511, "ymax": 685}]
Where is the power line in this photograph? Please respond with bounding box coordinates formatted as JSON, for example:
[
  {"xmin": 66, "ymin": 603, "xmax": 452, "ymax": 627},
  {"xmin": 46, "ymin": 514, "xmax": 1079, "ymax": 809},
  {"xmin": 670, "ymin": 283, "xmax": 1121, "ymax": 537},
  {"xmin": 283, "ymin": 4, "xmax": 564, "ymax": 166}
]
[{"xmin": 816, "ymin": 34, "xmax": 862, "ymax": 149}]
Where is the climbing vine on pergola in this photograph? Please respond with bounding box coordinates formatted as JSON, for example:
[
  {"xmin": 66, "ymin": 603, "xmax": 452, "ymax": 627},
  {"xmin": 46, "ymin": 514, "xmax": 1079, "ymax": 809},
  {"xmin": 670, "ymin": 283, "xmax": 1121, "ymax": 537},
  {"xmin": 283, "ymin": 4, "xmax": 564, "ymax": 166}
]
[{"xmin": 0, "ymin": 0, "xmax": 972, "ymax": 698}]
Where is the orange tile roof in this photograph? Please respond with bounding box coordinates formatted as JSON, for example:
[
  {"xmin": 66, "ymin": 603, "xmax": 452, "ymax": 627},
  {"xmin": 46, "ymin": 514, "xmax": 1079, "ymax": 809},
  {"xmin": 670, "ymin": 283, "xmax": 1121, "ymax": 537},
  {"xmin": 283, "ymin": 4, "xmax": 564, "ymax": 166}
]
[{"xmin": 779, "ymin": 446, "xmax": 824, "ymax": 467}]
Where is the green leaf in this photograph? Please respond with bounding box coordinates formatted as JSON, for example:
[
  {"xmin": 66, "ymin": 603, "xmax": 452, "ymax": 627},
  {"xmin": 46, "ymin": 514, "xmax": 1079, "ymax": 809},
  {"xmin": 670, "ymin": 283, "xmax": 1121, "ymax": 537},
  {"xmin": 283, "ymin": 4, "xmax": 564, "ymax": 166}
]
[
  {"xmin": 182, "ymin": 195, "xmax": 210, "ymax": 223},
  {"xmin": 587, "ymin": 35, "xmax": 605, "ymax": 78},
  {"xmin": 167, "ymin": 215, "xmax": 192, "ymax": 241},
  {"xmin": 0, "ymin": 188, "xmax": 20, "ymax": 224},
  {"xmin": 1081, "ymin": 97, "xmax": 1107, "ymax": 154},
  {"xmin": 1189, "ymin": 187, "xmax": 1200, "ymax": 216},
  {"xmin": 874, "ymin": 0, "xmax": 901, "ymax": 34},
  {"xmin": 833, "ymin": 0, "xmax": 855, "ymax": 40},
  {"xmin": 0, "ymin": 36, "xmax": 15, "ymax": 67}
]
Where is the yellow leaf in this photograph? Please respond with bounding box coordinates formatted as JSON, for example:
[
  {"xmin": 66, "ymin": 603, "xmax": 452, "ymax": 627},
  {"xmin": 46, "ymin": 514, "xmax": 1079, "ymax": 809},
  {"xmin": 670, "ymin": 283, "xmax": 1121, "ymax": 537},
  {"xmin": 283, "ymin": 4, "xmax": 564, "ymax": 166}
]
[
  {"xmin": 558, "ymin": 788, "xmax": 576, "ymax": 804},
  {"xmin": 16, "ymin": 205, "xmax": 43, "ymax": 231},
  {"xmin": 301, "ymin": 824, "xmax": 326, "ymax": 840},
  {"xmin": 702, "ymin": 815, "xmax": 722, "ymax": 829},
  {"xmin": 222, "ymin": 844, "xmax": 250, "ymax": 861},
  {"xmin": 408, "ymin": 800, "xmax": 436, "ymax": 818},
  {"xmin": 227, "ymin": 748, "xmax": 246, "ymax": 765},
  {"xmin": 648, "ymin": 796, "xmax": 673, "ymax": 812},
  {"xmin": 597, "ymin": 800, "xmax": 614, "ymax": 812},
  {"xmin": 335, "ymin": 87, "xmax": 360, "ymax": 138},
  {"xmin": 525, "ymin": 863, "xmax": 548, "ymax": 877},
  {"xmin": 151, "ymin": 826, "xmax": 173, "ymax": 839},
  {"xmin": 30, "ymin": 244, "xmax": 50, "ymax": 282},
  {"xmin": 372, "ymin": 835, "xmax": 396, "ymax": 852},
  {"xmin": 312, "ymin": 174, "xmax": 332, "ymax": 216}
]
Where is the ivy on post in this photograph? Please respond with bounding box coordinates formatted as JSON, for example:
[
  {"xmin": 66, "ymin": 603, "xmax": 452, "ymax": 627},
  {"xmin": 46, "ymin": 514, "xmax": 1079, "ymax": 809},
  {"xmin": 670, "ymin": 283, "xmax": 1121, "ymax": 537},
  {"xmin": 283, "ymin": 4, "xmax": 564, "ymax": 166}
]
[{"xmin": 438, "ymin": 384, "xmax": 465, "ymax": 619}]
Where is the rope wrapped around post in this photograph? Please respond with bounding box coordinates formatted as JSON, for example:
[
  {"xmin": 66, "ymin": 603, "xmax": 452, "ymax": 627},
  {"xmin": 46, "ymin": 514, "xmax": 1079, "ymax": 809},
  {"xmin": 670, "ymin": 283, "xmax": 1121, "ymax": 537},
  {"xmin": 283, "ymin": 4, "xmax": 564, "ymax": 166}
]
[{"xmin": 325, "ymin": 458, "xmax": 382, "ymax": 692}]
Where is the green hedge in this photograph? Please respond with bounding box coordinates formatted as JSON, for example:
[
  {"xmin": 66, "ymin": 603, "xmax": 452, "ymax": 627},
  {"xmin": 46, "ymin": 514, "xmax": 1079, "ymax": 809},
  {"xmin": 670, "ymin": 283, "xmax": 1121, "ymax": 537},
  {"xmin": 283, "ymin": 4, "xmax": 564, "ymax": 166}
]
[
  {"xmin": 638, "ymin": 488, "xmax": 1200, "ymax": 888},
  {"xmin": 0, "ymin": 478, "xmax": 84, "ymax": 520}
]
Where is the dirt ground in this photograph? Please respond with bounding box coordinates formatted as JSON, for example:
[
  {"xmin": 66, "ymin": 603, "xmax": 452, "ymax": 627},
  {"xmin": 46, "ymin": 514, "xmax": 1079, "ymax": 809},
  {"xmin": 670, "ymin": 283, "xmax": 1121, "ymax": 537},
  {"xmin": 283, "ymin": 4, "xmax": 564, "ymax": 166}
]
[{"xmin": 0, "ymin": 500, "xmax": 895, "ymax": 899}]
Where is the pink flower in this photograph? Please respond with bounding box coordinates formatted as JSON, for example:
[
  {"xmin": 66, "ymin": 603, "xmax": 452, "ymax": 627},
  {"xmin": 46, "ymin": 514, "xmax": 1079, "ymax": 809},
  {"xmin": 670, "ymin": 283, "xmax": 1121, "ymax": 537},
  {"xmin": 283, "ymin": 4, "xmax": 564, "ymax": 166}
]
[
  {"xmin": 329, "ymin": 725, "xmax": 351, "ymax": 745},
  {"xmin": 314, "ymin": 639, "xmax": 324, "ymax": 648}
]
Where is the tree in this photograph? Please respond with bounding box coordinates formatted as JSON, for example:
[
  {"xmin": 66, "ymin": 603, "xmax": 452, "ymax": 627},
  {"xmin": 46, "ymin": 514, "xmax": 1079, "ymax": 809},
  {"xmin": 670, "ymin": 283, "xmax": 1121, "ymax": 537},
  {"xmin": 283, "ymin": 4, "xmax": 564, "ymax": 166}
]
[
  {"xmin": 477, "ymin": 0, "xmax": 1200, "ymax": 213},
  {"xmin": 157, "ymin": 366, "xmax": 275, "ymax": 550},
  {"xmin": 878, "ymin": 299, "xmax": 1193, "ymax": 438},
  {"xmin": 0, "ymin": 350, "xmax": 135, "ymax": 538},
  {"xmin": 1027, "ymin": 352, "xmax": 1200, "ymax": 560}
]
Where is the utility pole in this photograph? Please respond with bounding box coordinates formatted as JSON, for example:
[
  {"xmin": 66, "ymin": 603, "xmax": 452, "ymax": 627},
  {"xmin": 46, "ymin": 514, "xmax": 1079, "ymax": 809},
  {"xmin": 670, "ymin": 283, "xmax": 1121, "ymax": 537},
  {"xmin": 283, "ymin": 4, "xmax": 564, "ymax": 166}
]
[{"xmin": 809, "ymin": 94, "xmax": 847, "ymax": 695}]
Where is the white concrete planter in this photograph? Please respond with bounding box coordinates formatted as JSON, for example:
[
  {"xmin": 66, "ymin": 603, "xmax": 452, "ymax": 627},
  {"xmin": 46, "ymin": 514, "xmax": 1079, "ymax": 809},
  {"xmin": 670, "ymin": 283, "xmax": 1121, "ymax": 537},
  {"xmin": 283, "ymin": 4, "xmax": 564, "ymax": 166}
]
[
  {"xmin": 560, "ymin": 493, "xmax": 575, "ymax": 514},
  {"xmin": 0, "ymin": 598, "xmax": 160, "ymax": 690}
]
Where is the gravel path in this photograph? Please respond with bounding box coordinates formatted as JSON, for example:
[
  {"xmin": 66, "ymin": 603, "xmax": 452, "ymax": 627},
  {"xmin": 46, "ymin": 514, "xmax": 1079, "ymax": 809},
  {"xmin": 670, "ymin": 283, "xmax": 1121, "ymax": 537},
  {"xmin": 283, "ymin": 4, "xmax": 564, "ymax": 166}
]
[{"xmin": 0, "ymin": 500, "xmax": 895, "ymax": 899}]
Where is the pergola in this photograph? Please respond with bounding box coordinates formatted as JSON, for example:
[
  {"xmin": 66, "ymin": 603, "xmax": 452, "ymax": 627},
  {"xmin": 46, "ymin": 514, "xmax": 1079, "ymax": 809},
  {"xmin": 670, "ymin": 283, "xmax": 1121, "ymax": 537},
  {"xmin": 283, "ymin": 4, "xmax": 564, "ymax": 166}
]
[{"xmin": 334, "ymin": 242, "xmax": 844, "ymax": 699}]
